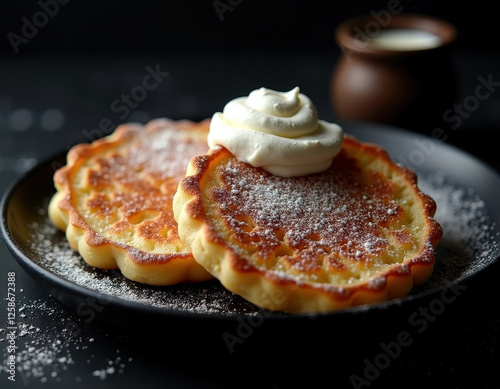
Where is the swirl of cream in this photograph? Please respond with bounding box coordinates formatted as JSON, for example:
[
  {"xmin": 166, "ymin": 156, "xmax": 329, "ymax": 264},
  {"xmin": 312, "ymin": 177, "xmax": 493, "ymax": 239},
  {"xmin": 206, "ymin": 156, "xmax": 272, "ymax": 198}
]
[
  {"xmin": 224, "ymin": 87, "xmax": 318, "ymax": 138},
  {"xmin": 208, "ymin": 87, "xmax": 344, "ymax": 177}
]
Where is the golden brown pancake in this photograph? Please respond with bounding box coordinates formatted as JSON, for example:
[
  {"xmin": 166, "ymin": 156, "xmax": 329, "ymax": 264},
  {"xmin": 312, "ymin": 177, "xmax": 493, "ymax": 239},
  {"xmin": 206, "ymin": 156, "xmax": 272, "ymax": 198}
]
[
  {"xmin": 49, "ymin": 118, "xmax": 213, "ymax": 285},
  {"xmin": 173, "ymin": 135, "xmax": 443, "ymax": 313}
]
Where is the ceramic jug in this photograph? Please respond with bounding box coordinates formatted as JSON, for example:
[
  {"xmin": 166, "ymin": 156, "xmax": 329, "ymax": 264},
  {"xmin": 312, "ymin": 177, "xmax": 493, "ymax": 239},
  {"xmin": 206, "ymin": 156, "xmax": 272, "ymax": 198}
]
[{"xmin": 331, "ymin": 14, "xmax": 457, "ymax": 133}]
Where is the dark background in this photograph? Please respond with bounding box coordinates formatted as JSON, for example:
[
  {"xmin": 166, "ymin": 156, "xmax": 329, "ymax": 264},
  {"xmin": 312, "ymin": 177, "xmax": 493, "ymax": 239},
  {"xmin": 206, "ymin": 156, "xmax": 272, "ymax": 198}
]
[
  {"xmin": 1, "ymin": 0, "xmax": 499, "ymax": 167},
  {"xmin": 1, "ymin": 1, "xmax": 499, "ymax": 388},
  {"xmin": 1, "ymin": 0, "xmax": 498, "ymax": 54}
]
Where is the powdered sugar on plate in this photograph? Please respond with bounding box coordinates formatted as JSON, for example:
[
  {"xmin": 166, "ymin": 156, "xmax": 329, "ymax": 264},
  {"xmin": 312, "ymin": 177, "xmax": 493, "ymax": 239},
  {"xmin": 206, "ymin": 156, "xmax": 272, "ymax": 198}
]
[
  {"xmin": 417, "ymin": 170, "xmax": 499, "ymax": 290},
  {"xmin": 0, "ymin": 297, "xmax": 132, "ymax": 384},
  {"xmin": 27, "ymin": 201, "xmax": 259, "ymax": 317}
]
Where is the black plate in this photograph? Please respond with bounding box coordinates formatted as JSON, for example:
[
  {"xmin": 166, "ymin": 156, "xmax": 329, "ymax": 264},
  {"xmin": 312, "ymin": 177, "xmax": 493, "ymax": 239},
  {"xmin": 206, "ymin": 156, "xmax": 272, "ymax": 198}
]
[{"xmin": 2, "ymin": 122, "xmax": 500, "ymax": 327}]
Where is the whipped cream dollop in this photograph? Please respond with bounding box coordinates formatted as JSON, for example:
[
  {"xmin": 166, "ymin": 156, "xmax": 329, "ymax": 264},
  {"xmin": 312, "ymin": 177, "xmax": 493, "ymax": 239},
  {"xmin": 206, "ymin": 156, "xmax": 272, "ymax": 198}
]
[{"xmin": 208, "ymin": 87, "xmax": 344, "ymax": 177}]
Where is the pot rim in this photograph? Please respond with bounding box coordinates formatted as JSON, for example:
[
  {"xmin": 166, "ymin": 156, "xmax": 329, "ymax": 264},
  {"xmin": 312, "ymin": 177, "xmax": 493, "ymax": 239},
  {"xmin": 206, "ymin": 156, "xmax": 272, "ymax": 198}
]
[{"xmin": 335, "ymin": 13, "xmax": 457, "ymax": 57}]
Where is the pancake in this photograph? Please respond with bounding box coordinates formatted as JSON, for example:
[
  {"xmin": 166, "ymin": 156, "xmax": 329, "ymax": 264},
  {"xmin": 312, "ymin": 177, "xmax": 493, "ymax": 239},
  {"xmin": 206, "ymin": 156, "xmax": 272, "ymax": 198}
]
[
  {"xmin": 173, "ymin": 135, "xmax": 443, "ymax": 313},
  {"xmin": 49, "ymin": 118, "xmax": 213, "ymax": 285}
]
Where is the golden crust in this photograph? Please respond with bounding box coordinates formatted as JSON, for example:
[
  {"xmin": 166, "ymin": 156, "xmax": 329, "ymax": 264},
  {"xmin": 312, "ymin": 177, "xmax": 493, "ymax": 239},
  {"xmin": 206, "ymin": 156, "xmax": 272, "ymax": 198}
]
[
  {"xmin": 173, "ymin": 135, "xmax": 443, "ymax": 313},
  {"xmin": 49, "ymin": 118, "xmax": 213, "ymax": 285}
]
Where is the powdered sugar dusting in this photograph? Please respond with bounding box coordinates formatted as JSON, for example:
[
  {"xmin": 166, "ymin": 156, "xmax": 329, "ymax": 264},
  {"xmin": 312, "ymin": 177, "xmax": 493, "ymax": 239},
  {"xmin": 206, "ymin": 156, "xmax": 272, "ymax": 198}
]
[
  {"xmin": 0, "ymin": 298, "xmax": 132, "ymax": 384},
  {"xmin": 211, "ymin": 156, "xmax": 430, "ymax": 285},
  {"xmin": 417, "ymin": 170, "xmax": 499, "ymax": 290},
  {"xmin": 129, "ymin": 126, "xmax": 208, "ymax": 181}
]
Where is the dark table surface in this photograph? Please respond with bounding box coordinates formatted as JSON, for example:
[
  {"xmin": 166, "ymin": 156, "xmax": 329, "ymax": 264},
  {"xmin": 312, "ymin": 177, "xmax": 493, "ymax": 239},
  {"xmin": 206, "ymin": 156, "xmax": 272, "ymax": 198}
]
[{"xmin": 1, "ymin": 47, "xmax": 500, "ymax": 389}]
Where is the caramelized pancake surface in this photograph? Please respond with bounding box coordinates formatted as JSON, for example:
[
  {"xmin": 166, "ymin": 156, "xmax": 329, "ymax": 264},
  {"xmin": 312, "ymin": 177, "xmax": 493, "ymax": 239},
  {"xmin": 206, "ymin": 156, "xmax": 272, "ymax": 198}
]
[
  {"xmin": 173, "ymin": 135, "xmax": 443, "ymax": 313},
  {"xmin": 49, "ymin": 119, "xmax": 212, "ymax": 285}
]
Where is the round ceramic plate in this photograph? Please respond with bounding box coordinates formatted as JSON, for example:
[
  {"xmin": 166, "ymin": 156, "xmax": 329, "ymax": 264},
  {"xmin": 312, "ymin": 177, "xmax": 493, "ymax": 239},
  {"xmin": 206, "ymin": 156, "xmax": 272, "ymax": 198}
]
[{"xmin": 2, "ymin": 122, "xmax": 500, "ymax": 324}]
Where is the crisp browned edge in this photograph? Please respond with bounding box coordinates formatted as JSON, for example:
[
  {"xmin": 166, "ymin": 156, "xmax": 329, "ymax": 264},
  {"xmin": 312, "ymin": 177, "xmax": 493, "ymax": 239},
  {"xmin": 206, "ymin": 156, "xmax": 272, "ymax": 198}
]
[
  {"xmin": 50, "ymin": 118, "xmax": 211, "ymax": 268},
  {"xmin": 177, "ymin": 134, "xmax": 443, "ymax": 310}
]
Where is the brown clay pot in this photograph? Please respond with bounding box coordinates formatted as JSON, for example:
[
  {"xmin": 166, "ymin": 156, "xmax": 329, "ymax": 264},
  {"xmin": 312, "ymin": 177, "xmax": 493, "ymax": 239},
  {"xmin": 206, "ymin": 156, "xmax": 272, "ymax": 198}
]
[{"xmin": 331, "ymin": 14, "xmax": 457, "ymax": 133}]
